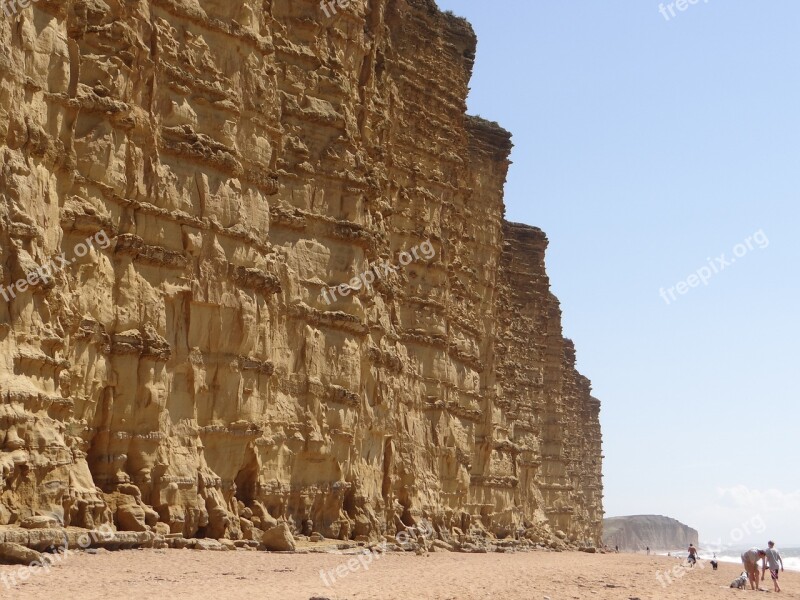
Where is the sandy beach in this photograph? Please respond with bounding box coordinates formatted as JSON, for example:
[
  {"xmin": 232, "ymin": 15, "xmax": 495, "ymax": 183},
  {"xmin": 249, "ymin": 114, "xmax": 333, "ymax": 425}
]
[{"xmin": 2, "ymin": 548, "xmax": 798, "ymax": 600}]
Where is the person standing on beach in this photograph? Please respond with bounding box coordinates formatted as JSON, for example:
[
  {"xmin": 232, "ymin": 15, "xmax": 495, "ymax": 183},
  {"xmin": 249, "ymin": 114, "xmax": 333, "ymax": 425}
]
[
  {"xmin": 741, "ymin": 548, "xmax": 768, "ymax": 591},
  {"xmin": 762, "ymin": 541, "xmax": 784, "ymax": 593},
  {"xmin": 646, "ymin": 546, "xmax": 650, "ymax": 555},
  {"xmin": 687, "ymin": 543, "xmax": 698, "ymax": 567}
]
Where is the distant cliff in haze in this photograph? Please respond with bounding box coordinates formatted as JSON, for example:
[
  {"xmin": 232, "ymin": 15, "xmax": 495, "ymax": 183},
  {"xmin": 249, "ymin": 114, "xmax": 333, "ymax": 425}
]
[{"xmin": 603, "ymin": 515, "xmax": 699, "ymax": 551}]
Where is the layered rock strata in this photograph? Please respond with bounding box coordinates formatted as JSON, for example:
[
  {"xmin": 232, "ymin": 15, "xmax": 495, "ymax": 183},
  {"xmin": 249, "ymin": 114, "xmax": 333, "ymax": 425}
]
[{"xmin": 0, "ymin": 0, "xmax": 602, "ymax": 547}]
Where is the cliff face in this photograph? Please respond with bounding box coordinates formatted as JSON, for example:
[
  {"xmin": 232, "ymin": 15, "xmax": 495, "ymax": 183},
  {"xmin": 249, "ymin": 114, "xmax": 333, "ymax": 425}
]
[
  {"xmin": 603, "ymin": 516, "xmax": 699, "ymax": 551},
  {"xmin": 0, "ymin": 0, "xmax": 602, "ymax": 546},
  {"xmin": 496, "ymin": 224, "xmax": 603, "ymax": 541}
]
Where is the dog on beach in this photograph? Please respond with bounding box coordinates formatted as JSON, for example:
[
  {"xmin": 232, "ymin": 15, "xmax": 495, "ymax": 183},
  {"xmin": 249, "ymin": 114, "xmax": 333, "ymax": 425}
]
[{"xmin": 730, "ymin": 571, "xmax": 748, "ymax": 589}]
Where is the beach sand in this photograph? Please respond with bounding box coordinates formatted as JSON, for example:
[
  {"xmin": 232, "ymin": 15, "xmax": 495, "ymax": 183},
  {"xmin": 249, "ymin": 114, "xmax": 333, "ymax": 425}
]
[{"xmin": 2, "ymin": 547, "xmax": 798, "ymax": 599}]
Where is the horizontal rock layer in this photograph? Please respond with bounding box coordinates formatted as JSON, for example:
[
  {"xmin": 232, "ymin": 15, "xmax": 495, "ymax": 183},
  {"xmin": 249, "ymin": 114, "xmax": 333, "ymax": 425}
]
[{"xmin": 0, "ymin": 0, "xmax": 602, "ymax": 546}]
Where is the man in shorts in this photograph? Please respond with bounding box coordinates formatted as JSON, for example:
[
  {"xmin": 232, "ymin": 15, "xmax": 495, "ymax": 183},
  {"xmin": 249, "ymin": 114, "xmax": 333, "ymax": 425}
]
[
  {"xmin": 762, "ymin": 541, "xmax": 785, "ymax": 593},
  {"xmin": 741, "ymin": 547, "xmax": 767, "ymax": 590},
  {"xmin": 687, "ymin": 543, "xmax": 699, "ymax": 567}
]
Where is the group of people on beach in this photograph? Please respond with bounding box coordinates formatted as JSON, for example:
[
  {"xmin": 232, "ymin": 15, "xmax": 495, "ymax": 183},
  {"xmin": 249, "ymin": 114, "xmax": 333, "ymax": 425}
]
[
  {"xmin": 683, "ymin": 541, "xmax": 785, "ymax": 592},
  {"xmin": 741, "ymin": 542, "xmax": 785, "ymax": 592}
]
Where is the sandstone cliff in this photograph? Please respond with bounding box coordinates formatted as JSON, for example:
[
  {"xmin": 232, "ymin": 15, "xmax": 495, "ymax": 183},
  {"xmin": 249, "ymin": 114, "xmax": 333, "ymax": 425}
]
[
  {"xmin": 603, "ymin": 516, "xmax": 699, "ymax": 552},
  {"xmin": 0, "ymin": 0, "xmax": 602, "ymax": 548}
]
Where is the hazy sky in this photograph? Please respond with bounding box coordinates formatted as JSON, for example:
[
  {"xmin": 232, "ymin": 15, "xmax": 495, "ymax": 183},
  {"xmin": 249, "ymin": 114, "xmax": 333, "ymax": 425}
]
[{"xmin": 434, "ymin": 0, "xmax": 800, "ymax": 546}]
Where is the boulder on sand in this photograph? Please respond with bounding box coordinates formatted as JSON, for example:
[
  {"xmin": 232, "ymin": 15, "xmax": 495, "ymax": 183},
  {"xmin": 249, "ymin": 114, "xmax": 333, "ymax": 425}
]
[
  {"xmin": 0, "ymin": 542, "xmax": 43, "ymax": 565},
  {"xmin": 261, "ymin": 522, "xmax": 295, "ymax": 552},
  {"xmin": 116, "ymin": 504, "xmax": 148, "ymax": 532}
]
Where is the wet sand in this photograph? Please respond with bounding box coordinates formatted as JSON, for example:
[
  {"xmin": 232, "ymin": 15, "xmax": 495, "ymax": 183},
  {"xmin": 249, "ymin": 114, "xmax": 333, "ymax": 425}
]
[{"xmin": 1, "ymin": 548, "xmax": 798, "ymax": 599}]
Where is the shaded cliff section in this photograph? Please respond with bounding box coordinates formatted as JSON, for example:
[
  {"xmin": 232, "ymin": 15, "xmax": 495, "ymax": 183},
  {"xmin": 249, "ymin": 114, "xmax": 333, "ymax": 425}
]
[
  {"xmin": 0, "ymin": 0, "xmax": 602, "ymax": 548},
  {"xmin": 603, "ymin": 516, "xmax": 699, "ymax": 551}
]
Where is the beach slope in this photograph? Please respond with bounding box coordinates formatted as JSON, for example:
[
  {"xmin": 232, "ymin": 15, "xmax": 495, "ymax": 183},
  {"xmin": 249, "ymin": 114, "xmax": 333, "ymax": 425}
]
[{"xmin": 2, "ymin": 549, "xmax": 799, "ymax": 599}]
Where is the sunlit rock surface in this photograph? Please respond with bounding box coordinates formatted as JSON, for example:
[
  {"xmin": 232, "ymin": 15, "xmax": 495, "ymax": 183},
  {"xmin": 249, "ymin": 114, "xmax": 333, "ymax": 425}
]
[{"xmin": 0, "ymin": 0, "xmax": 602, "ymax": 547}]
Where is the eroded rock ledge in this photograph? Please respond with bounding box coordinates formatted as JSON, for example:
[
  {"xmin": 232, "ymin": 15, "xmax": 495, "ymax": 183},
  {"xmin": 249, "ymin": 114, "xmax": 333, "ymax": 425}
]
[{"xmin": 0, "ymin": 0, "xmax": 602, "ymax": 552}]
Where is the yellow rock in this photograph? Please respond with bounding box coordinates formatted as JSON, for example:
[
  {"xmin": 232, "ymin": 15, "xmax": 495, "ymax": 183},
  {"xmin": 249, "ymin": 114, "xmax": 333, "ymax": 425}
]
[{"xmin": 0, "ymin": 0, "xmax": 602, "ymax": 549}]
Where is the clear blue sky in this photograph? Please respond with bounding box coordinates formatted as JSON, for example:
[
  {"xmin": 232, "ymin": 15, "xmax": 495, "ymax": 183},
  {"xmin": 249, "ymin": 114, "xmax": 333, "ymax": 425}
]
[{"xmin": 435, "ymin": 0, "xmax": 800, "ymax": 546}]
